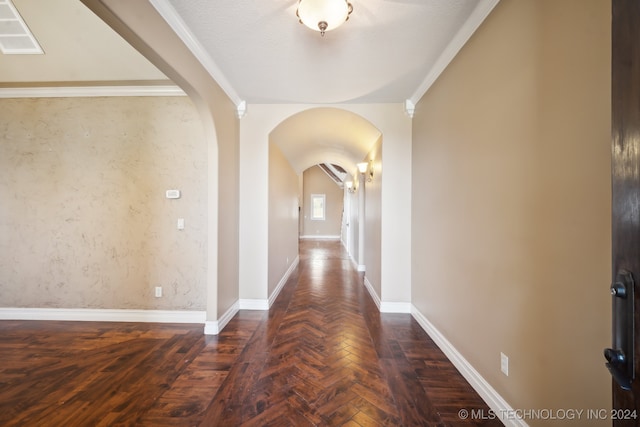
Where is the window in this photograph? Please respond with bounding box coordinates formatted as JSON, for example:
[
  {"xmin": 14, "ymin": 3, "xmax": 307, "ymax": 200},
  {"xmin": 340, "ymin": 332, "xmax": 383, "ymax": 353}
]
[{"xmin": 311, "ymin": 194, "xmax": 326, "ymax": 221}]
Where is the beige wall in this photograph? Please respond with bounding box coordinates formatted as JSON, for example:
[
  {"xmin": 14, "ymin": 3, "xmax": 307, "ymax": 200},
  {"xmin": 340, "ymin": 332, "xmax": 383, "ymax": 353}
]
[
  {"xmin": 0, "ymin": 96, "xmax": 207, "ymax": 310},
  {"xmin": 302, "ymin": 165, "xmax": 343, "ymax": 237},
  {"xmin": 268, "ymin": 143, "xmax": 299, "ymax": 296},
  {"xmin": 412, "ymin": 0, "xmax": 611, "ymax": 422},
  {"xmin": 364, "ymin": 139, "xmax": 382, "ymax": 299}
]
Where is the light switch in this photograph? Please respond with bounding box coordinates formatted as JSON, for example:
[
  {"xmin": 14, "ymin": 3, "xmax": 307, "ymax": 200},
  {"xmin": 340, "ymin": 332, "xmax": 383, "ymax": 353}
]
[
  {"xmin": 166, "ymin": 189, "xmax": 181, "ymax": 199},
  {"xmin": 177, "ymin": 218, "xmax": 185, "ymax": 230}
]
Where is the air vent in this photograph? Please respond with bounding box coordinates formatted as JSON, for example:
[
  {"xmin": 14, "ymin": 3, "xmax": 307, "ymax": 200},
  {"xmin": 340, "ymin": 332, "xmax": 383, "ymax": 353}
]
[{"xmin": 0, "ymin": 0, "xmax": 43, "ymax": 54}]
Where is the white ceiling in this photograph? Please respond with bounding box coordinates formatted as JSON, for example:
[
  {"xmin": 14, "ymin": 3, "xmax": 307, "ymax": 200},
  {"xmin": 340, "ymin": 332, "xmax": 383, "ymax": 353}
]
[
  {"xmin": 0, "ymin": 0, "xmax": 498, "ymax": 107},
  {"xmin": 0, "ymin": 0, "xmax": 167, "ymax": 85},
  {"xmin": 158, "ymin": 0, "xmax": 497, "ymax": 105}
]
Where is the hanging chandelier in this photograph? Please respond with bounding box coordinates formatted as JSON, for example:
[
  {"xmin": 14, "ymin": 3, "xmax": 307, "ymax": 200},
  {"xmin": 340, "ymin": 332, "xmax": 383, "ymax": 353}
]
[{"xmin": 296, "ymin": 0, "xmax": 353, "ymax": 37}]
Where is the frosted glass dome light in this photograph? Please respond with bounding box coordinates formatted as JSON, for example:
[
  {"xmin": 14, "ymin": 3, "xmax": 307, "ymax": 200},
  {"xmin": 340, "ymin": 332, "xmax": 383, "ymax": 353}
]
[{"xmin": 296, "ymin": 0, "xmax": 353, "ymax": 36}]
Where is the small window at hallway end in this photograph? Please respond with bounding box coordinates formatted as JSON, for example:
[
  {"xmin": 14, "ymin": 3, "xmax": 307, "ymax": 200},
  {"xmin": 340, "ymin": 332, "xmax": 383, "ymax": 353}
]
[{"xmin": 311, "ymin": 194, "xmax": 326, "ymax": 221}]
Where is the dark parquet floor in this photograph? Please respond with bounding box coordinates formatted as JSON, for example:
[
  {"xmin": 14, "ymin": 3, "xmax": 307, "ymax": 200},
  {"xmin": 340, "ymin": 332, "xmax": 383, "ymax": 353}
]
[{"xmin": 0, "ymin": 239, "xmax": 502, "ymax": 426}]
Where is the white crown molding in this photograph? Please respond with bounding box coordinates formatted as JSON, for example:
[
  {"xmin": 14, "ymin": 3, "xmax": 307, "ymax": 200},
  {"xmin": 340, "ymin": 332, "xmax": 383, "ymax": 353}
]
[
  {"xmin": 236, "ymin": 100, "xmax": 247, "ymax": 119},
  {"xmin": 149, "ymin": 0, "xmax": 244, "ymax": 108},
  {"xmin": 0, "ymin": 85, "xmax": 186, "ymax": 98},
  {"xmin": 409, "ymin": 0, "xmax": 500, "ymax": 105},
  {"xmin": 404, "ymin": 99, "xmax": 415, "ymax": 118},
  {"xmin": 0, "ymin": 307, "xmax": 205, "ymax": 323},
  {"xmin": 411, "ymin": 305, "xmax": 527, "ymax": 427}
]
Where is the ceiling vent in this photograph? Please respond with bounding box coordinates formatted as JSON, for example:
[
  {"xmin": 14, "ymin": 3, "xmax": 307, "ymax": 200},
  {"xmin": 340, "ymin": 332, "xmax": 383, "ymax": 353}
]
[{"xmin": 0, "ymin": 0, "xmax": 43, "ymax": 54}]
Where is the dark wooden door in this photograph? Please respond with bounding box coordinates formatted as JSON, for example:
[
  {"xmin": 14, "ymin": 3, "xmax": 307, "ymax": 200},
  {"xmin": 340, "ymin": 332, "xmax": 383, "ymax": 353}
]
[{"xmin": 611, "ymin": 0, "xmax": 640, "ymax": 423}]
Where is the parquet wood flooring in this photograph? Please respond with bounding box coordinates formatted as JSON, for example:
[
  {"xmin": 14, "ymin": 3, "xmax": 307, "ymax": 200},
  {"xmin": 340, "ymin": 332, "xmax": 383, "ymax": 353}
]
[{"xmin": 0, "ymin": 240, "xmax": 502, "ymax": 426}]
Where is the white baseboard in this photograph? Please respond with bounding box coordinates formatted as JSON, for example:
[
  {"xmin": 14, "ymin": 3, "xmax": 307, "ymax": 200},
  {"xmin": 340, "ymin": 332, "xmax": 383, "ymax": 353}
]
[
  {"xmin": 0, "ymin": 307, "xmax": 206, "ymax": 323},
  {"xmin": 239, "ymin": 299, "xmax": 269, "ymax": 310},
  {"xmin": 363, "ymin": 276, "xmax": 381, "ymax": 310},
  {"xmin": 363, "ymin": 278, "xmax": 410, "ymax": 314},
  {"xmin": 380, "ymin": 301, "xmax": 412, "ymax": 313},
  {"xmin": 268, "ymin": 255, "xmax": 299, "ymax": 307},
  {"xmin": 299, "ymin": 235, "xmax": 341, "ymax": 240},
  {"xmin": 410, "ymin": 305, "xmax": 527, "ymax": 427},
  {"xmin": 204, "ymin": 300, "xmax": 239, "ymax": 335}
]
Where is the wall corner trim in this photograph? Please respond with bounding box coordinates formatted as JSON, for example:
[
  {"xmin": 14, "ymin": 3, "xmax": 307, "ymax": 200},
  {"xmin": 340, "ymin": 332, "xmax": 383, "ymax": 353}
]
[
  {"xmin": 404, "ymin": 99, "xmax": 415, "ymax": 118},
  {"xmin": 203, "ymin": 321, "xmax": 218, "ymax": 335},
  {"xmin": 204, "ymin": 301, "xmax": 239, "ymax": 335},
  {"xmin": 410, "ymin": 305, "xmax": 527, "ymax": 427},
  {"xmin": 0, "ymin": 307, "xmax": 206, "ymax": 323}
]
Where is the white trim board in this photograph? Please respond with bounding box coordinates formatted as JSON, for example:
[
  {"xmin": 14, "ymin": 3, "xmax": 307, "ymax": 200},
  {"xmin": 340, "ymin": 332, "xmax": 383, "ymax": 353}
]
[
  {"xmin": 410, "ymin": 306, "xmax": 527, "ymax": 427},
  {"xmin": 268, "ymin": 255, "xmax": 299, "ymax": 307},
  {"xmin": 0, "ymin": 85, "xmax": 186, "ymax": 98},
  {"xmin": 363, "ymin": 277, "xmax": 410, "ymax": 314},
  {"xmin": 299, "ymin": 235, "xmax": 341, "ymax": 240},
  {"xmin": 238, "ymin": 255, "xmax": 300, "ymax": 311},
  {"xmin": 380, "ymin": 301, "xmax": 411, "ymax": 314},
  {"xmin": 204, "ymin": 300, "xmax": 239, "ymax": 335},
  {"xmin": 363, "ymin": 276, "xmax": 381, "ymax": 310},
  {"xmin": 0, "ymin": 307, "xmax": 205, "ymax": 323},
  {"xmin": 239, "ymin": 299, "xmax": 269, "ymax": 310}
]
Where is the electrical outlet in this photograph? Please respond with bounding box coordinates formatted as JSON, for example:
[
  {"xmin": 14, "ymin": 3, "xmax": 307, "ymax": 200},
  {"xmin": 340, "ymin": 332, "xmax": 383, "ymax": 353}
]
[
  {"xmin": 501, "ymin": 352, "xmax": 509, "ymax": 376},
  {"xmin": 155, "ymin": 286, "xmax": 162, "ymax": 298}
]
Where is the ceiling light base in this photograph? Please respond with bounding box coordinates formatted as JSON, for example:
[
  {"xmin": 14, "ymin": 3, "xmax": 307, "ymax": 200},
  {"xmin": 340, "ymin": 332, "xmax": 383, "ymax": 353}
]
[{"xmin": 296, "ymin": 0, "xmax": 353, "ymax": 37}]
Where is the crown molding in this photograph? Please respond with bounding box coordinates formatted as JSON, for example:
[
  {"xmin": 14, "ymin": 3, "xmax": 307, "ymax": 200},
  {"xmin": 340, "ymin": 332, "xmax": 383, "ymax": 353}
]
[
  {"xmin": 404, "ymin": 99, "xmax": 415, "ymax": 118},
  {"xmin": 149, "ymin": 0, "xmax": 243, "ymax": 108},
  {"xmin": 0, "ymin": 85, "xmax": 186, "ymax": 98},
  {"xmin": 409, "ymin": 0, "xmax": 500, "ymax": 106}
]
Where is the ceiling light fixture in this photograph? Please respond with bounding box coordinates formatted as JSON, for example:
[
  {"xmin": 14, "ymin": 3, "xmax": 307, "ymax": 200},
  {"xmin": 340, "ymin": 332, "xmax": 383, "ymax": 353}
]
[{"xmin": 296, "ymin": 0, "xmax": 353, "ymax": 37}]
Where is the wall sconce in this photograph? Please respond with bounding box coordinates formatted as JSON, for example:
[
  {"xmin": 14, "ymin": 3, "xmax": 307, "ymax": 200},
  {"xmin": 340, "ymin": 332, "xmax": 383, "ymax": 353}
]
[
  {"xmin": 345, "ymin": 180, "xmax": 355, "ymax": 193},
  {"xmin": 357, "ymin": 161, "xmax": 373, "ymax": 182}
]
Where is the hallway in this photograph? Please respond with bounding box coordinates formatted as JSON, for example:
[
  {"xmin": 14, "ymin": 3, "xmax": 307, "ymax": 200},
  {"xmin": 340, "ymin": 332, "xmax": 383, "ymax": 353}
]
[
  {"xmin": 208, "ymin": 240, "xmax": 501, "ymax": 426},
  {"xmin": 0, "ymin": 239, "xmax": 501, "ymax": 426},
  {"xmin": 199, "ymin": 239, "xmax": 500, "ymax": 425}
]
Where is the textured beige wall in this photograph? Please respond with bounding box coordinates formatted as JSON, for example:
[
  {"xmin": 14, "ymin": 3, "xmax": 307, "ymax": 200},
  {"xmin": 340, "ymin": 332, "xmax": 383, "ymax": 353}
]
[
  {"xmin": 302, "ymin": 166, "xmax": 344, "ymax": 237},
  {"xmin": 412, "ymin": 0, "xmax": 610, "ymax": 423},
  {"xmin": 268, "ymin": 143, "xmax": 299, "ymax": 296},
  {"xmin": 0, "ymin": 96, "xmax": 207, "ymax": 310}
]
